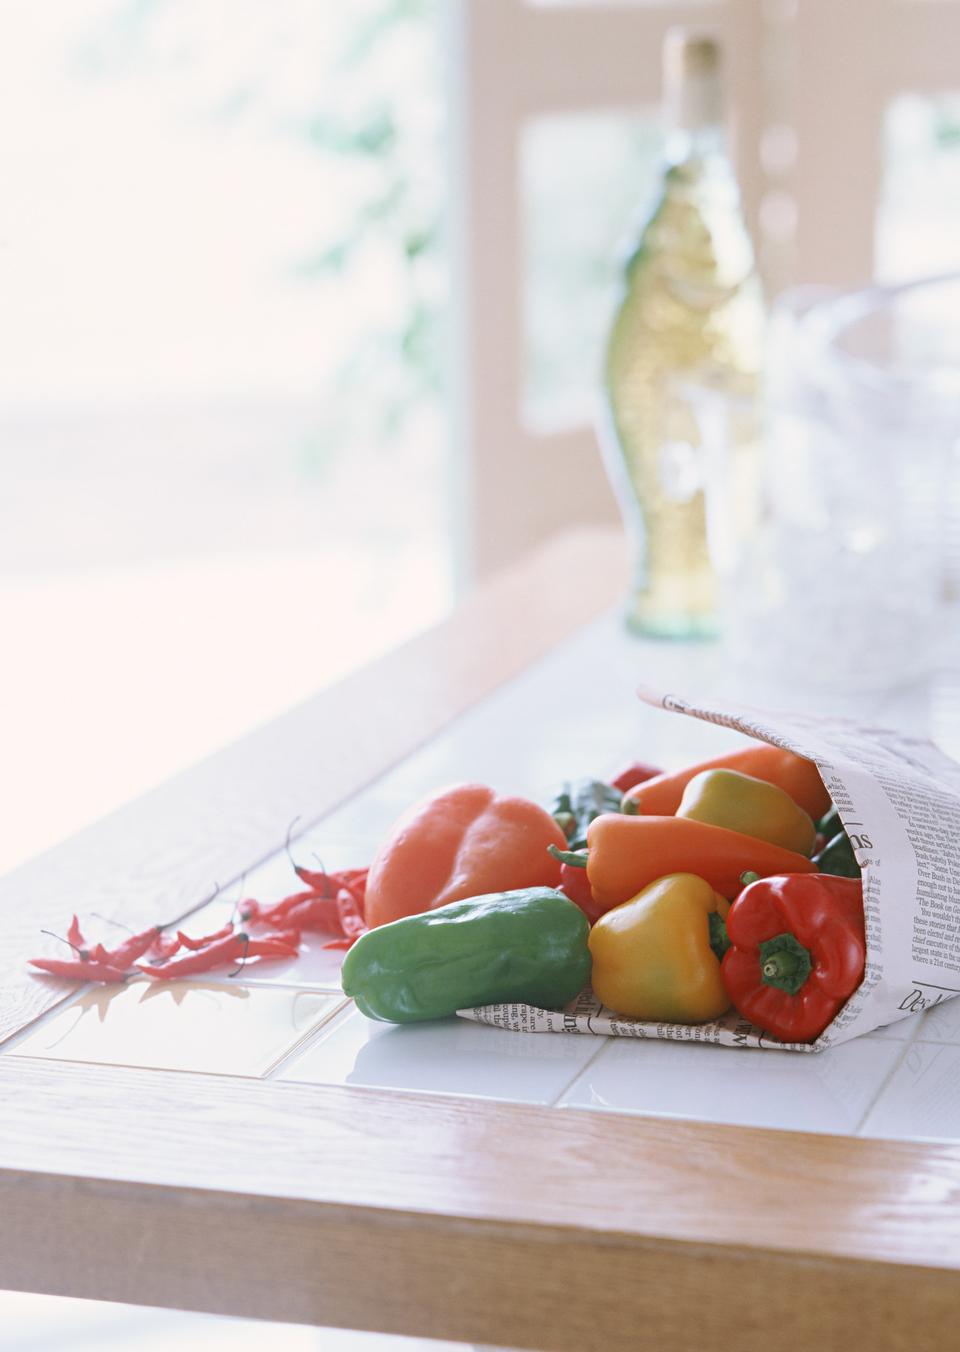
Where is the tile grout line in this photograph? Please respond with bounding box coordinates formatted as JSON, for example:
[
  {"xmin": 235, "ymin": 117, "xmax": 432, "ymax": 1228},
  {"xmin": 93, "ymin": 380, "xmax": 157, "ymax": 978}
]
[
  {"xmin": 851, "ymin": 1019, "xmax": 927, "ymax": 1136},
  {"xmin": 0, "ymin": 985, "xmax": 91, "ymax": 1054},
  {"xmin": 547, "ymin": 1034, "xmax": 617, "ymax": 1108},
  {"xmin": 261, "ymin": 996, "xmax": 355, "ymax": 1080}
]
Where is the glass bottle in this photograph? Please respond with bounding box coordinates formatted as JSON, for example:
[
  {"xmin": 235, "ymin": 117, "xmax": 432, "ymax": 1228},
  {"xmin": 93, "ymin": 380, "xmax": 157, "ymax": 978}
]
[{"xmin": 601, "ymin": 31, "xmax": 764, "ymax": 638}]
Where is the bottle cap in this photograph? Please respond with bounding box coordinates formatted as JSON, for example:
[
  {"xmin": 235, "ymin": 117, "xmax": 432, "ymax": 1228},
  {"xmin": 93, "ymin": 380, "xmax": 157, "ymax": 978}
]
[{"xmin": 663, "ymin": 30, "xmax": 723, "ymax": 132}]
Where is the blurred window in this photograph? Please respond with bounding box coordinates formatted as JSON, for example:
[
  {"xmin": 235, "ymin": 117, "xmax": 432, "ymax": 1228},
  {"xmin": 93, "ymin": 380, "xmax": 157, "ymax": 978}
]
[
  {"xmin": 0, "ymin": 0, "xmax": 449, "ymax": 869},
  {"xmin": 522, "ymin": 111, "xmax": 662, "ymax": 430},
  {"xmin": 877, "ymin": 92, "xmax": 960, "ymax": 281}
]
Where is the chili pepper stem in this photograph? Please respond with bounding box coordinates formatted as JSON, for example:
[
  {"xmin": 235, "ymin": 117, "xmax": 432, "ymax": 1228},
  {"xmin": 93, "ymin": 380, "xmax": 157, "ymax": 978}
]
[
  {"xmin": 90, "ymin": 913, "xmax": 134, "ymax": 933},
  {"xmin": 40, "ymin": 929, "xmax": 84, "ymax": 956},
  {"xmin": 228, "ymin": 934, "xmax": 251, "ymax": 979}
]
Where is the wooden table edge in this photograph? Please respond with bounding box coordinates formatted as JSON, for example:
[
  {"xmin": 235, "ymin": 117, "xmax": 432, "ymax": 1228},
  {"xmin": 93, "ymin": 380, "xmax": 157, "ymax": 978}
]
[{"xmin": 2, "ymin": 1067, "xmax": 960, "ymax": 1350}]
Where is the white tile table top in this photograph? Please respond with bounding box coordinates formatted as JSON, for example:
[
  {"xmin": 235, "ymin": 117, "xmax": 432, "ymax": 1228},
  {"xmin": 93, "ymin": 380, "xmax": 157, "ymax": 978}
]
[
  {"xmin": 279, "ymin": 1005, "xmax": 607, "ymax": 1104},
  {"xmin": 860, "ymin": 1042, "xmax": 960, "ymax": 1142},
  {"xmin": 555, "ymin": 1031, "xmax": 906, "ymax": 1135}
]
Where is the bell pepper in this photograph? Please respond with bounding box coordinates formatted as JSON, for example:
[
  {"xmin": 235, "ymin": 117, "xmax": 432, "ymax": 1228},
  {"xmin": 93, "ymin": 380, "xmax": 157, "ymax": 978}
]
[
  {"xmin": 816, "ymin": 805, "xmax": 843, "ymax": 841},
  {"xmin": 621, "ymin": 743, "xmax": 831, "ymax": 821},
  {"xmin": 557, "ymin": 860, "xmax": 605, "ymax": 924},
  {"xmin": 812, "ymin": 805, "xmax": 861, "ymax": 878},
  {"xmin": 813, "ymin": 830, "xmax": 861, "ymax": 878},
  {"xmin": 589, "ymin": 873, "xmax": 732, "ymax": 1023},
  {"xmin": 676, "ymin": 768, "xmax": 817, "ymax": 857},
  {"xmin": 551, "ymin": 813, "xmax": 817, "ymax": 915},
  {"xmin": 609, "ymin": 760, "xmax": 663, "ymax": 793},
  {"xmin": 342, "ymin": 887, "xmax": 591, "ymax": 1022},
  {"xmin": 550, "ymin": 779, "xmax": 623, "ymax": 849},
  {"xmin": 364, "ymin": 782, "xmax": 568, "ymax": 928},
  {"xmin": 721, "ymin": 873, "xmax": 866, "ymax": 1042}
]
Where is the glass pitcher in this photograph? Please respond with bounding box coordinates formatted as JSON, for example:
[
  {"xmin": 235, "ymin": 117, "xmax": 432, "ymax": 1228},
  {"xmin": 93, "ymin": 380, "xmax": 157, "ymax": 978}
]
[{"xmin": 701, "ymin": 274, "xmax": 960, "ymax": 690}]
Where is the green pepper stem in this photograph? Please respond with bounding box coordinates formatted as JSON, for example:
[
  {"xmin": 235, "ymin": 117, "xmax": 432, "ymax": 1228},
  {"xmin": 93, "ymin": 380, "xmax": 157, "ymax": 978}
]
[
  {"xmin": 548, "ymin": 844, "xmax": 589, "ymax": 868},
  {"xmin": 758, "ymin": 932, "xmax": 813, "ymax": 996},
  {"xmin": 708, "ymin": 911, "xmax": 730, "ymax": 963}
]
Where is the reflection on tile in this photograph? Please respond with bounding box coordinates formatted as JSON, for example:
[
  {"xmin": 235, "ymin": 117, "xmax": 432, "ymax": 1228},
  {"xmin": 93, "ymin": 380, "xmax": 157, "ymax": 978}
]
[
  {"xmin": 176, "ymin": 898, "xmax": 347, "ymax": 990},
  {"xmin": 860, "ymin": 1042, "xmax": 960, "ymax": 1143},
  {"xmin": 558, "ymin": 1035, "xmax": 904, "ymax": 1136},
  {"xmin": 279, "ymin": 1009, "xmax": 606, "ymax": 1104},
  {"xmin": 912, "ymin": 992, "xmax": 960, "ymax": 1044},
  {"xmin": 11, "ymin": 980, "xmax": 344, "ymax": 1078},
  {"xmin": 864, "ymin": 1011, "xmax": 925, "ymax": 1041}
]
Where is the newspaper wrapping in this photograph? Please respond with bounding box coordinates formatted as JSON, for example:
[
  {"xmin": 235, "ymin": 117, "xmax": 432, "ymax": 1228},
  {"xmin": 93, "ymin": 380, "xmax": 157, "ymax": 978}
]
[{"xmin": 457, "ymin": 689, "xmax": 960, "ymax": 1052}]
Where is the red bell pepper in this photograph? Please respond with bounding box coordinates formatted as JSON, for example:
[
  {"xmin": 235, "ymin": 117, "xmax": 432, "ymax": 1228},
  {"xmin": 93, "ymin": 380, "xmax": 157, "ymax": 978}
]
[
  {"xmin": 721, "ymin": 873, "xmax": 865, "ymax": 1043},
  {"xmin": 557, "ymin": 860, "xmax": 605, "ymax": 924},
  {"xmin": 608, "ymin": 760, "xmax": 663, "ymax": 794}
]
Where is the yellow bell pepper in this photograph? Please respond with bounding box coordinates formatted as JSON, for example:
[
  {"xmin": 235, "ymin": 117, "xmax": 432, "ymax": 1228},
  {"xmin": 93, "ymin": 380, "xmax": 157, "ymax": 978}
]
[
  {"xmin": 588, "ymin": 873, "xmax": 731, "ymax": 1023},
  {"xmin": 676, "ymin": 768, "xmax": 816, "ymax": 857}
]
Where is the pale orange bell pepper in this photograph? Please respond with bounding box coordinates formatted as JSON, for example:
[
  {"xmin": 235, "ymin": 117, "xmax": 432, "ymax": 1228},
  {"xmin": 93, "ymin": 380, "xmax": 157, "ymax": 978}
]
[{"xmin": 364, "ymin": 782, "xmax": 568, "ymax": 928}]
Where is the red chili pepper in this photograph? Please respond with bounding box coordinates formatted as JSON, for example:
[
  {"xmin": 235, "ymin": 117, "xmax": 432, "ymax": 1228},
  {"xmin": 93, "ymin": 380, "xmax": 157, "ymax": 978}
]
[
  {"xmin": 259, "ymin": 894, "xmax": 337, "ymax": 932},
  {"xmin": 291, "ymin": 863, "xmax": 369, "ymax": 903},
  {"xmin": 255, "ymin": 888, "xmax": 323, "ymax": 926},
  {"xmin": 247, "ymin": 925, "xmax": 300, "ymax": 946},
  {"xmin": 721, "ymin": 873, "xmax": 866, "ymax": 1043},
  {"xmin": 318, "ymin": 888, "xmax": 367, "ymax": 951},
  {"xmin": 29, "ymin": 957, "xmax": 128, "ymax": 983},
  {"xmin": 291, "ymin": 865, "xmax": 336, "ymax": 895},
  {"xmin": 609, "ymin": 761, "xmax": 664, "ymax": 793},
  {"xmin": 177, "ymin": 922, "xmax": 234, "ymax": 951},
  {"xmin": 558, "ymin": 860, "xmax": 605, "ymax": 924},
  {"xmin": 138, "ymin": 929, "xmax": 300, "ymax": 978},
  {"xmin": 100, "ymin": 925, "xmax": 163, "ymax": 969},
  {"xmin": 138, "ymin": 932, "xmax": 250, "ymax": 978},
  {"xmin": 50, "ymin": 919, "xmax": 98, "ymax": 963},
  {"xmin": 336, "ymin": 885, "xmax": 367, "ymax": 939},
  {"xmin": 245, "ymin": 937, "xmax": 300, "ymax": 957},
  {"xmin": 149, "ymin": 932, "xmax": 182, "ymax": 961}
]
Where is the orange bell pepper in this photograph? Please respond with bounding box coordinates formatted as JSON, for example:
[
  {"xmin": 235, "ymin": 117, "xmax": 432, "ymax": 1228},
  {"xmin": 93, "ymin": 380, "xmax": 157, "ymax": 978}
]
[
  {"xmin": 364, "ymin": 782, "xmax": 569, "ymax": 928},
  {"xmin": 621, "ymin": 743, "xmax": 831, "ymax": 821},
  {"xmin": 553, "ymin": 813, "xmax": 817, "ymax": 915}
]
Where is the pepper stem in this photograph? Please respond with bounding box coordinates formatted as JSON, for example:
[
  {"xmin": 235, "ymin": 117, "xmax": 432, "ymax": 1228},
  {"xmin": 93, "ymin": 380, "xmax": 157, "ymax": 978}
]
[
  {"xmin": 548, "ymin": 844, "xmax": 589, "ymax": 869},
  {"xmin": 708, "ymin": 911, "xmax": 730, "ymax": 962},
  {"xmin": 758, "ymin": 932, "xmax": 812, "ymax": 996}
]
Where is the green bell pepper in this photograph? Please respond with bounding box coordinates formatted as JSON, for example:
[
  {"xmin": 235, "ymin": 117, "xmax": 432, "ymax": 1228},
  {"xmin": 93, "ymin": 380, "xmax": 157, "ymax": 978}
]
[
  {"xmin": 814, "ymin": 830, "xmax": 862, "ymax": 878},
  {"xmin": 341, "ymin": 887, "xmax": 591, "ymax": 1023},
  {"xmin": 550, "ymin": 778, "xmax": 623, "ymax": 848}
]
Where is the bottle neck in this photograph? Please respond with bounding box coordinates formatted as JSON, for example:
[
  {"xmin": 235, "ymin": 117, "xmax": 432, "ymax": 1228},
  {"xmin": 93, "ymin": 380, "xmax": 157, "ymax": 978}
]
[{"xmin": 664, "ymin": 123, "xmax": 727, "ymax": 169}]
